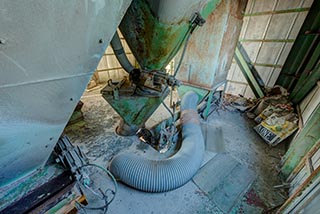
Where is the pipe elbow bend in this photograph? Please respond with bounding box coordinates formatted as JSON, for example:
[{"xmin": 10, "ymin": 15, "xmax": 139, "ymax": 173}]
[{"xmin": 109, "ymin": 91, "xmax": 204, "ymax": 192}]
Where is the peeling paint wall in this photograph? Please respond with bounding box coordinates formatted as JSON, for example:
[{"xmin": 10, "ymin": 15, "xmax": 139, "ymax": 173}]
[{"xmin": 226, "ymin": 0, "xmax": 314, "ymax": 98}]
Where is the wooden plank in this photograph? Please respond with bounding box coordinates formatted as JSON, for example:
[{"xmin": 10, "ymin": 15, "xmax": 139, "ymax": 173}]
[
  {"xmin": 2, "ymin": 171, "xmax": 74, "ymax": 214},
  {"xmin": 286, "ymin": 140, "xmax": 320, "ymax": 184},
  {"xmin": 287, "ymin": 178, "xmax": 320, "ymax": 213},
  {"xmin": 290, "ymin": 165, "xmax": 308, "ymax": 195},
  {"xmin": 278, "ymin": 166, "xmax": 320, "ymax": 213}
]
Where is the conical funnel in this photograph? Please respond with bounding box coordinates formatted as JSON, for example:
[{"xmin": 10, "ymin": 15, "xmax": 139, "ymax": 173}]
[
  {"xmin": 102, "ymin": 0, "xmax": 221, "ymax": 135},
  {"xmin": 119, "ymin": 0, "xmax": 221, "ymax": 70},
  {"xmin": 101, "ymin": 79, "xmax": 169, "ymax": 135}
]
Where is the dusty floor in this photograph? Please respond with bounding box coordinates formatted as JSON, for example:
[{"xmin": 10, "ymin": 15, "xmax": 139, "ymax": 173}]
[{"xmin": 64, "ymin": 88, "xmax": 287, "ymax": 214}]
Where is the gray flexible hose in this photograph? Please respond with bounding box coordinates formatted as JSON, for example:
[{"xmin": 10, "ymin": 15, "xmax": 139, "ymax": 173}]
[
  {"xmin": 110, "ymin": 31, "xmax": 135, "ymax": 73},
  {"xmin": 109, "ymin": 91, "xmax": 204, "ymax": 192}
]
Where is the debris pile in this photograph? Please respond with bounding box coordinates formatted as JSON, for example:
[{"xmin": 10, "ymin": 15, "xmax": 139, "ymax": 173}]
[
  {"xmin": 225, "ymin": 86, "xmax": 299, "ymax": 146},
  {"xmin": 250, "ymin": 86, "xmax": 299, "ymax": 146}
]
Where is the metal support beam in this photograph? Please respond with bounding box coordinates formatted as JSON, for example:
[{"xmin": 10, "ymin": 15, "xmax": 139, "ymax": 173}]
[
  {"xmin": 254, "ymin": 63, "xmax": 283, "ymax": 68},
  {"xmin": 239, "ymin": 39, "xmax": 295, "ymax": 43},
  {"xmin": 234, "ymin": 42, "xmax": 264, "ymax": 98},
  {"xmin": 203, "ymin": 90, "xmax": 214, "ymax": 120},
  {"xmin": 244, "ymin": 7, "xmax": 310, "ymax": 17},
  {"xmin": 276, "ymin": 0, "xmax": 320, "ymax": 90}
]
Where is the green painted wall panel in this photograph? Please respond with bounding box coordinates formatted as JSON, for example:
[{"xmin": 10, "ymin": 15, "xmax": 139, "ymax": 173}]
[{"xmin": 281, "ymin": 104, "xmax": 320, "ymax": 178}]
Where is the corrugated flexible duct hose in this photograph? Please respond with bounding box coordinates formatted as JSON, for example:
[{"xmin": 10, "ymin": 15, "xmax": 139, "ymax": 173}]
[{"xmin": 109, "ymin": 91, "xmax": 204, "ymax": 192}]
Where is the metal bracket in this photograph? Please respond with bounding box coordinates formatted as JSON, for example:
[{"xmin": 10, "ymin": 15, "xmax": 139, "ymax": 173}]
[
  {"xmin": 54, "ymin": 135, "xmax": 88, "ymax": 180},
  {"xmin": 190, "ymin": 12, "xmax": 206, "ymax": 34},
  {"xmin": 107, "ymin": 77, "xmax": 127, "ymax": 100}
]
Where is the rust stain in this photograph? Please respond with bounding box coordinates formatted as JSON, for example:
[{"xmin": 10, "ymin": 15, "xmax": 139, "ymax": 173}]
[
  {"xmin": 120, "ymin": 0, "xmax": 189, "ymax": 70},
  {"xmin": 177, "ymin": 0, "xmax": 247, "ymax": 89},
  {"xmin": 244, "ymin": 188, "xmax": 268, "ymax": 210},
  {"xmin": 217, "ymin": 0, "xmax": 247, "ymax": 71}
]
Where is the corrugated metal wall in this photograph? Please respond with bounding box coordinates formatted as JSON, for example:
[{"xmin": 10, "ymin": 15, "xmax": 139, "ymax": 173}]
[{"xmin": 226, "ymin": 0, "xmax": 314, "ymax": 98}]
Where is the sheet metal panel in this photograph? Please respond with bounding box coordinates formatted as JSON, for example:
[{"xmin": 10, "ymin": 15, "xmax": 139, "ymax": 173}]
[
  {"xmin": 119, "ymin": 0, "xmax": 222, "ymax": 70},
  {"xmin": 0, "ymin": 0, "xmax": 132, "ymax": 187},
  {"xmin": 176, "ymin": 0, "xmax": 247, "ymax": 90}
]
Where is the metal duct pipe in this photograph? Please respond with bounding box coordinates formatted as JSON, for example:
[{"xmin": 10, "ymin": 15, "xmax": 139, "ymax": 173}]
[
  {"xmin": 109, "ymin": 91, "xmax": 204, "ymax": 192},
  {"xmin": 110, "ymin": 31, "xmax": 135, "ymax": 73}
]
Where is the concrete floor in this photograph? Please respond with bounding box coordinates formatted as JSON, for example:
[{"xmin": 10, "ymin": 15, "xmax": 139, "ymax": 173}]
[{"xmin": 64, "ymin": 88, "xmax": 287, "ymax": 214}]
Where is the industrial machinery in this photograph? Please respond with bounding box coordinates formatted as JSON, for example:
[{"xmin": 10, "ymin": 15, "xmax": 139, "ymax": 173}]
[
  {"xmin": 101, "ymin": 1, "xmax": 210, "ymax": 136},
  {"xmin": 0, "ymin": 0, "xmax": 245, "ymax": 212}
]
